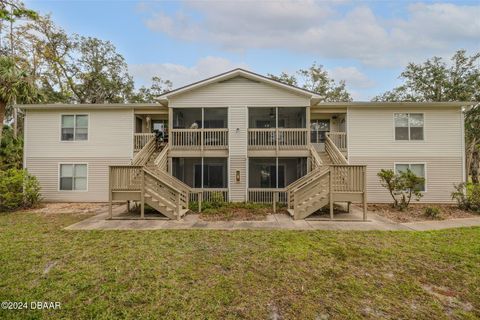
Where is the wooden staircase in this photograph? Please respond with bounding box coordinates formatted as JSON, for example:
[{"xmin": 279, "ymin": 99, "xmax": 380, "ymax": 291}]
[
  {"xmin": 109, "ymin": 138, "xmax": 192, "ymax": 220},
  {"xmin": 287, "ymin": 135, "xmax": 367, "ymax": 220}
]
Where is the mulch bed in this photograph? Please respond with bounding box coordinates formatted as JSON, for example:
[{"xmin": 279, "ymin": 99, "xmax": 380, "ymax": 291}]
[
  {"xmin": 198, "ymin": 206, "xmax": 288, "ymax": 221},
  {"xmin": 370, "ymin": 203, "xmax": 478, "ymax": 223}
]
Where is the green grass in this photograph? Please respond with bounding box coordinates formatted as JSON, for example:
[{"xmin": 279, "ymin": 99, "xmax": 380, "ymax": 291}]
[{"xmin": 0, "ymin": 212, "xmax": 479, "ymax": 319}]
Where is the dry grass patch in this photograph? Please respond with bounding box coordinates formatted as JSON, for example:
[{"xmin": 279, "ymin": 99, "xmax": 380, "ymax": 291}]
[{"xmin": 370, "ymin": 203, "xmax": 478, "ymax": 223}]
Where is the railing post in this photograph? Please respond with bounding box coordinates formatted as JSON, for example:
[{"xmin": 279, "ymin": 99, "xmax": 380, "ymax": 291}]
[
  {"xmin": 363, "ymin": 166, "xmax": 367, "ymax": 221},
  {"xmin": 108, "ymin": 166, "xmax": 113, "ymax": 219},
  {"xmin": 329, "ymin": 170, "xmax": 334, "ymax": 220},
  {"xmin": 176, "ymin": 193, "xmax": 181, "ymax": 220},
  {"xmin": 198, "ymin": 192, "xmax": 202, "ymax": 213},
  {"xmin": 140, "ymin": 169, "xmax": 145, "ymax": 219},
  {"xmin": 273, "ymin": 192, "xmax": 277, "ymax": 213}
]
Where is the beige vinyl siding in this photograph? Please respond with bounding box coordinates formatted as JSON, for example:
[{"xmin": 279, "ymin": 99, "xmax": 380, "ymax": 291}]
[
  {"xmin": 348, "ymin": 106, "xmax": 462, "ymax": 157},
  {"xmin": 27, "ymin": 157, "xmax": 130, "ymax": 202},
  {"xmin": 348, "ymin": 106, "xmax": 463, "ymax": 203},
  {"xmin": 349, "ymin": 156, "xmax": 462, "ymax": 203},
  {"xmin": 170, "ymin": 76, "xmax": 310, "ymax": 108},
  {"xmin": 25, "ymin": 108, "xmax": 134, "ymax": 159},
  {"xmin": 229, "ymin": 106, "xmax": 247, "ymax": 201}
]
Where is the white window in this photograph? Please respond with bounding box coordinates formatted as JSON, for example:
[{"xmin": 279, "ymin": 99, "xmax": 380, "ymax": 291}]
[
  {"xmin": 59, "ymin": 164, "xmax": 87, "ymax": 191},
  {"xmin": 61, "ymin": 115, "xmax": 88, "ymax": 141},
  {"xmin": 395, "ymin": 163, "xmax": 426, "ymax": 191},
  {"xmin": 394, "ymin": 113, "xmax": 423, "ymax": 141}
]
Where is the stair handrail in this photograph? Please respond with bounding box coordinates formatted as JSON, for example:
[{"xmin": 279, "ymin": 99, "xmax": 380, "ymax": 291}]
[
  {"xmin": 309, "ymin": 144, "xmax": 323, "ymax": 169},
  {"xmin": 154, "ymin": 143, "xmax": 169, "ymax": 169},
  {"xmin": 325, "ymin": 134, "xmax": 348, "ymax": 165},
  {"xmin": 143, "ymin": 167, "xmax": 189, "ymax": 208},
  {"xmin": 132, "ymin": 137, "xmax": 156, "ymax": 166}
]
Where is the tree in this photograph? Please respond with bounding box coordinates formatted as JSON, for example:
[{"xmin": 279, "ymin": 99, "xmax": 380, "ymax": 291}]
[
  {"xmin": 0, "ymin": 124, "xmax": 22, "ymax": 170},
  {"xmin": 0, "ymin": 56, "xmax": 37, "ymax": 141},
  {"xmin": 268, "ymin": 63, "xmax": 352, "ymax": 102},
  {"xmin": 373, "ymin": 50, "xmax": 480, "ymax": 183},
  {"xmin": 0, "ymin": 0, "xmax": 38, "ymax": 53},
  {"xmin": 12, "ymin": 16, "xmax": 135, "ymax": 104},
  {"xmin": 130, "ymin": 76, "xmax": 172, "ymax": 103}
]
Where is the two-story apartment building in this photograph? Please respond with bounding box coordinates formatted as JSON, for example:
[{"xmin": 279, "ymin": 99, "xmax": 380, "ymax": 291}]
[{"xmin": 20, "ymin": 69, "xmax": 467, "ymax": 220}]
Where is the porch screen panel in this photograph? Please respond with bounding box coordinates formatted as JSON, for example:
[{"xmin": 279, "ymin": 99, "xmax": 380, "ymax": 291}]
[
  {"xmin": 277, "ymin": 107, "xmax": 306, "ymax": 128},
  {"xmin": 173, "ymin": 108, "xmax": 202, "ymax": 129},
  {"xmin": 248, "ymin": 107, "xmax": 276, "ymax": 128},
  {"xmin": 203, "ymin": 158, "xmax": 228, "ymax": 188},
  {"xmin": 204, "ymin": 108, "xmax": 227, "ymax": 128}
]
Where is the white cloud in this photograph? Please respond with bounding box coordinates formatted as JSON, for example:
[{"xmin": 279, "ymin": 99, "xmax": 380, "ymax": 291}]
[
  {"xmin": 129, "ymin": 56, "xmax": 248, "ymax": 88},
  {"xmin": 143, "ymin": 1, "xmax": 480, "ymax": 66},
  {"xmin": 329, "ymin": 66, "xmax": 375, "ymax": 89}
]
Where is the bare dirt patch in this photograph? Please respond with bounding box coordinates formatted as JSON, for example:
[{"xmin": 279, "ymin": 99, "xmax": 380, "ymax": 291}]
[
  {"xmin": 26, "ymin": 202, "xmax": 122, "ymax": 215},
  {"xmin": 370, "ymin": 203, "xmax": 477, "ymax": 223}
]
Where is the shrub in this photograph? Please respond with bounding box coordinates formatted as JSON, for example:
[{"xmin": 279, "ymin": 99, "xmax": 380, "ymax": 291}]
[
  {"xmin": 377, "ymin": 168, "xmax": 425, "ymax": 210},
  {"xmin": 424, "ymin": 206, "xmax": 441, "ymax": 219},
  {"xmin": 0, "ymin": 168, "xmax": 41, "ymax": 211},
  {"xmin": 451, "ymin": 182, "xmax": 480, "ymax": 213},
  {"xmin": 0, "ymin": 125, "xmax": 23, "ymax": 170}
]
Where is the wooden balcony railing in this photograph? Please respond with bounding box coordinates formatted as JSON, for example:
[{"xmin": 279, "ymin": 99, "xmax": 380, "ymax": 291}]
[
  {"xmin": 248, "ymin": 128, "xmax": 308, "ymax": 150},
  {"xmin": 134, "ymin": 133, "xmax": 155, "ymax": 152},
  {"xmin": 247, "ymin": 188, "xmax": 288, "ymax": 204},
  {"xmin": 190, "ymin": 188, "xmax": 229, "ymax": 203},
  {"xmin": 326, "ymin": 132, "xmax": 347, "ymax": 152},
  {"xmin": 170, "ymin": 129, "xmax": 228, "ymax": 150}
]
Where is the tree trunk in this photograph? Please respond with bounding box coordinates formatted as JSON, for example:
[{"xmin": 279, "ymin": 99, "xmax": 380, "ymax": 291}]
[
  {"xmin": 471, "ymin": 148, "xmax": 479, "ymax": 185},
  {"xmin": 0, "ymin": 101, "xmax": 5, "ymax": 142}
]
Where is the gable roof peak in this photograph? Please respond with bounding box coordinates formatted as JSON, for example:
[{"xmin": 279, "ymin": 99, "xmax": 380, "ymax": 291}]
[{"xmin": 158, "ymin": 68, "xmax": 322, "ymax": 99}]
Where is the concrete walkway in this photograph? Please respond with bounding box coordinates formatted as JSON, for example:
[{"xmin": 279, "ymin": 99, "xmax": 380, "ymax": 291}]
[
  {"xmin": 401, "ymin": 217, "xmax": 480, "ymax": 231},
  {"xmin": 65, "ymin": 204, "xmax": 480, "ymax": 231}
]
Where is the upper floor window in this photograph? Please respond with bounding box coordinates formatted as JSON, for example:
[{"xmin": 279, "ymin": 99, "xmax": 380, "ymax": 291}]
[
  {"xmin": 61, "ymin": 115, "xmax": 88, "ymax": 141},
  {"xmin": 394, "ymin": 113, "xmax": 423, "ymax": 141},
  {"xmin": 310, "ymin": 119, "xmax": 330, "ymax": 143}
]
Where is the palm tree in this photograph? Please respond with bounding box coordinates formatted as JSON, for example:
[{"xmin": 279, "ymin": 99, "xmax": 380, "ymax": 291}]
[{"xmin": 0, "ymin": 56, "xmax": 37, "ymax": 141}]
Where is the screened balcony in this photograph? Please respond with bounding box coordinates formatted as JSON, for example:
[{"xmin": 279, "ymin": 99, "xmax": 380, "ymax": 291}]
[
  {"xmin": 247, "ymin": 157, "xmax": 308, "ymax": 203},
  {"xmin": 248, "ymin": 107, "xmax": 308, "ymax": 150},
  {"xmin": 171, "ymin": 108, "xmax": 228, "ymax": 150},
  {"xmin": 171, "ymin": 157, "xmax": 229, "ymax": 201}
]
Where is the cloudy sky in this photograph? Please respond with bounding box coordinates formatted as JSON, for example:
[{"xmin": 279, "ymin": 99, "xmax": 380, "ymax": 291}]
[{"xmin": 26, "ymin": 0, "xmax": 480, "ymax": 100}]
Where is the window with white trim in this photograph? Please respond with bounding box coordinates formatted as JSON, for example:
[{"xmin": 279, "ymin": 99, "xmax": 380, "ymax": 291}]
[
  {"xmin": 61, "ymin": 115, "xmax": 88, "ymax": 141},
  {"xmin": 394, "ymin": 113, "xmax": 423, "ymax": 141},
  {"xmin": 59, "ymin": 164, "xmax": 87, "ymax": 191},
  {"xmin": 395, "ymin": 163, "xmax": 426, "ymax": 191}
]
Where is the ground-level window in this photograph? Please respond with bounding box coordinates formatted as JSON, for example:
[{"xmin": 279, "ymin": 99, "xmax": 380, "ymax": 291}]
[
  {"xmin": 395, "ymin": 163, "xmax": 426, "ymax": 191},
  {"xmin": 61, "ymin": 114, "xmax": 88, "ymax": 141},
  {"xmin": 394, "ymin": 113, "xmax": 424, "ymax": 141},
  {"xmin": 248, "ymin": 157, "xmax": 307, "ymax": 188},
  {"xmin": 59, "ymin": 164, "xmax": 87, "ymax": 191}
]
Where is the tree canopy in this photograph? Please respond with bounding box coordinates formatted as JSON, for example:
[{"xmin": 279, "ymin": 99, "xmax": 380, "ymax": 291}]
[
  {"xmin": 269, "ymin": 63, "xmax": 352, "ymax": 102},
  {"xmin": 374, "ymin": 50, "xmax": 480, "ymax": 183}
]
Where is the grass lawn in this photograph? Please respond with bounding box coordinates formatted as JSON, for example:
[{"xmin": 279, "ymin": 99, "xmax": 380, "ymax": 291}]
[{"xmin": 0, "ymin": 212, "xmax": 479, "ymax": 319}]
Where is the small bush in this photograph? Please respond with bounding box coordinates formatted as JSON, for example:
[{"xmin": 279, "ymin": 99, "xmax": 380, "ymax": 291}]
[
  {"xmin": 424, "ymin": 206, "xmax": 441, "ymax": 219},
  {"xmin": 377, "ymin": 168, "xmax": 425, "ymax": 210},
  {"xmin": 451, "ymin": 183, "xmax": 480, "ymax": 213},
  {"xmin": 0, "ymin": 168, "xmax": 41, "ymax": 211}
]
